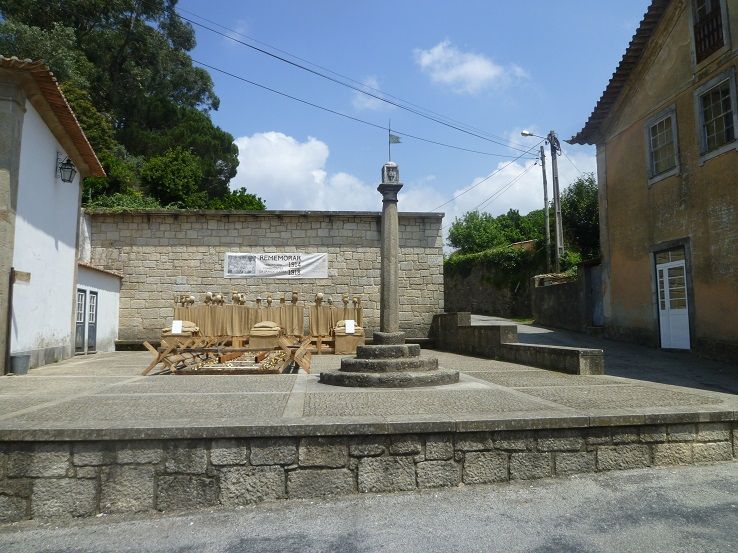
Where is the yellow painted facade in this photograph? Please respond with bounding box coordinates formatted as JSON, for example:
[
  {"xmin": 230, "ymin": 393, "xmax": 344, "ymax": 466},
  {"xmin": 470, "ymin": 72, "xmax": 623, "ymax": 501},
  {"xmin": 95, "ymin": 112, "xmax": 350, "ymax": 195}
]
[{"xmin": 595, "ymin": 0, "xmax": 738, "ymax": 359}]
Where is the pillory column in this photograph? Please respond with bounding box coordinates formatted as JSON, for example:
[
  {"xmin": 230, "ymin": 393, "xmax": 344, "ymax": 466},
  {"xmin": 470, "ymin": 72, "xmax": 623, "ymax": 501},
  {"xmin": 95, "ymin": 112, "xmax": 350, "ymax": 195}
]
[
  {"xmin": 320, "ymin": 161, "xmax": 458, "ymax": 388},
  {"xmin": 378, "ymin": 162, "xmax": 402, "ymax": 334}
]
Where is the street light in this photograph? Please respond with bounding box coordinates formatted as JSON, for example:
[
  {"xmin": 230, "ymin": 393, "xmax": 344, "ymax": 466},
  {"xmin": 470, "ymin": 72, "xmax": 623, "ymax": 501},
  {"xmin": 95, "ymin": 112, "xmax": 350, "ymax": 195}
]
[{"xmin": 521, "ymin": 129, "xmax": 564, "ymax": 272}]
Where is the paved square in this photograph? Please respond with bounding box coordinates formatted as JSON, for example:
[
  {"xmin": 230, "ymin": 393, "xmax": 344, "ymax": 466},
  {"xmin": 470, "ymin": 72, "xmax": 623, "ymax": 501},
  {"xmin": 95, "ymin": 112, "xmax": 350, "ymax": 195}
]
[{"xmin": 0, "ymin": 350, "xmax": 735, "ymax": 438}]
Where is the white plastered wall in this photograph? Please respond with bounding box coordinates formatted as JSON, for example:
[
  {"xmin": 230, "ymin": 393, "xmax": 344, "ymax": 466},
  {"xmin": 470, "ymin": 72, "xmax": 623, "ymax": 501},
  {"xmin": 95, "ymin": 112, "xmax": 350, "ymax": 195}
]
[
  {"xmin": 10, "ymin": 100, "xmax": 80, "ymax": 365},
  {"xmin": 76, "ymin": 266, "xmax": 120, "ymax": 353}
]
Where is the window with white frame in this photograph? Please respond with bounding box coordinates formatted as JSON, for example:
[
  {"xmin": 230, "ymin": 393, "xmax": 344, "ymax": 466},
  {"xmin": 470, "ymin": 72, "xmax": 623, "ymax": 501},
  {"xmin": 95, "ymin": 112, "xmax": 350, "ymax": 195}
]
[
  {"xmin": 696, "ymin": 72, "xmax": 737, "ymax": 155},
  {"xmin": 692, "ymin": 0, "xmax": 725, "ymax": 63},
  {"xmin": 647, "ymin": 112, "xmax": 678, "ymax": 178}
]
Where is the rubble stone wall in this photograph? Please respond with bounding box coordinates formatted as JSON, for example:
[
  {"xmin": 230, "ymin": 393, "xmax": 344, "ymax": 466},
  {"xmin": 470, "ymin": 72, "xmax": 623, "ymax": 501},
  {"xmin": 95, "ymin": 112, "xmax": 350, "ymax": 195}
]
[
  {"xmin": 1, "ymin": 423, "xmax": 735, "ymax": 521},
  {"xmin": 84, "ymin": 210, "xmax": 444, "ymax": 341}
]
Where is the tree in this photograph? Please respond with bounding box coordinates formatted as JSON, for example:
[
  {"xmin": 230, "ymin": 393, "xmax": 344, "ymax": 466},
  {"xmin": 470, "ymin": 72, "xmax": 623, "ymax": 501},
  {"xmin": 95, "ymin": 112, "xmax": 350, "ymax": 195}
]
[
  {"xmin": 0, "ymin": 0, "xmax": 240, "ymax": 205},
  {"xmin": 208, "ymin": 188, "xmax": 265, "ymax": 211},
  {"xmin": 560, "ymin": 173, "xmax": 600, "ymax": 259},
  {"xmin": 140, "ymin": 147, "xmax": 204, "ymax": 208},
  {"xmin": 0, "ymin": 20, "xmax": 93, "ymax": 87},
  {"xmin": 447, "ymin": 209, "xmax": 546, "ymax": 254}
]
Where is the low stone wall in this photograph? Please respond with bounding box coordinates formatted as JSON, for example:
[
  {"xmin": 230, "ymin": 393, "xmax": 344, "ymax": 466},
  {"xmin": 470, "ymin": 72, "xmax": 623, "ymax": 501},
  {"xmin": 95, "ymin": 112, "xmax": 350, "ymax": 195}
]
[
  {"xmin": 1, "ymin": 423, "xmax": 735, "ymax": 521},
  {"xmin": 430, "ymin": 312, "xmax": 604, "ymax": 375}
]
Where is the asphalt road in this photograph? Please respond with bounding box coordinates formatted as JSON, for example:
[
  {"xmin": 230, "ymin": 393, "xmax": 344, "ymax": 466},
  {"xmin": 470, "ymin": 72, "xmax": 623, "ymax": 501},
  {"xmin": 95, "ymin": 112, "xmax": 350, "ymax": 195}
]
[{"xmin": 2, "ymin": 463, "xmax": 736, "ymax": 553}]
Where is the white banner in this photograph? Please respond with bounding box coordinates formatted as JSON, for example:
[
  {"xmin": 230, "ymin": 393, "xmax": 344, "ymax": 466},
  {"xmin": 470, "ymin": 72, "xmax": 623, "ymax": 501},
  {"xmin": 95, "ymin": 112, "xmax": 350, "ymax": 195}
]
[{"xmin": 224, "ymin": 252, "xmax": 328, "ymax": 279}]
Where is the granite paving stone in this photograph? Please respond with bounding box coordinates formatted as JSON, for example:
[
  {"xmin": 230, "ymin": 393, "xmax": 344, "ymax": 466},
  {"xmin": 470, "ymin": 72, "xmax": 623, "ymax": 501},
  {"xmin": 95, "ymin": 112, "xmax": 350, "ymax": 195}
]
[
  {"xmin": 303, "ymin": 389, "xmax": 553, "ymax": 417},
  {"xmin": 100, "ymin": 375, "xmax": 296, "ymax": 394},
  {"xmin": 0, "ymin": 397, "xmax": 66, "ymax": 418},
  {"xmin": 466, "ymin": 371, "xmax": 624, "ymax": 388},
  {"xmin": 1, "ymin": 394, "xmax": 291, "ymax": 426},
  {"xmin": 520, "ymin": 385, "xmax": 725, "ymax": 410},
  {"xmin": 0, "ymin": 377, "xmax": 132, "ymax": 396}
]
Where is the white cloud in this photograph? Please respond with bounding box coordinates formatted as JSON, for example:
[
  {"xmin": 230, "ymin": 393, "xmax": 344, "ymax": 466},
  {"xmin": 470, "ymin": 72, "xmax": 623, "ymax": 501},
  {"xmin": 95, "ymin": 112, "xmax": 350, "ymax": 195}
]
[
  {"xmin": 231, "ymin": 132, "xmax": 377, "ymax": 210},
  {"xmin": 413, "ymin": 40, "xmax": 527, "ymax": 94},
  {"xmin": 231, "ymin": 131, "xmax": 596, "ymax": 252},
  {"xmin": 352, "ymin": 76, "xmax": 392, "ymax": 111},
  {"xmin": 437, "ymin": 145, "xmax": 597, "ymax": 250}
]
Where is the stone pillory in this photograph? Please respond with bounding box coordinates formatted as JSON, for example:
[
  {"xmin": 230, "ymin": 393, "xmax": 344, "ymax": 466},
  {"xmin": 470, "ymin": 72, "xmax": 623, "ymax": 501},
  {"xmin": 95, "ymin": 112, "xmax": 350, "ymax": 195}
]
[{"xmin": 321, "ymin": 162, "xmax": 459, "ymax": 388}]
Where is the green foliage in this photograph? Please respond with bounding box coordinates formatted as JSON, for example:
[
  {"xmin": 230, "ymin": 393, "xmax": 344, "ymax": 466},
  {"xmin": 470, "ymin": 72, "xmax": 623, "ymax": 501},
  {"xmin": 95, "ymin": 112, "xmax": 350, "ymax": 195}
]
[
  {"xmin": 140, "ymin": 147, "xmax": 205, "ymax": 208},
  {"xmin": 561, "ymin": 173, "xmax": 600, "ymax": 259},
  {"xmin": 560, "ymin": 250, "xmax": 582, "ymax": 273},
  {"xmin": 207, "ymin": 187, "xmax": 265, "ymax": 211},
  {"xmin": 59, "ymin": 83, "xmax": 117, "ymax": 155},
  {"xmin": 0, "ymin": 0, "xmax": 243, "ymax": 207},
  {"xmin": 0, "ymin": 20, "xmax": 93, "ymax": 87},
  {"xmin": 444, "ymin": 244, "xmax": 543, "ymax": 285},
  {"xmin": 447, "ymin": 209, "xmax": 546, "ymax": 254},
  {"xmin": 85, "ymin": 191, "xmax": 161, "ymax": 212}
]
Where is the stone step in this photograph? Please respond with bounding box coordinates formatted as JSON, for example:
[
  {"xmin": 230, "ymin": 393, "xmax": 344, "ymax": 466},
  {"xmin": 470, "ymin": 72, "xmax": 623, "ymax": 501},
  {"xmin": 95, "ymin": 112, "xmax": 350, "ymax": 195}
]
[
  {"xmin": 319, "ymin": 368, "xmax": 459, "ymax": 388},
  {"xmin": 371, "ymin": 332, "xmax": 406, "ymax": 345},
  {"xmin": 339, "ymin": 357, "xmax": 438, "ymax": 373},
  {"xmin": 355, "ymin": 344, "xmax": 421, "ymax": 359}
]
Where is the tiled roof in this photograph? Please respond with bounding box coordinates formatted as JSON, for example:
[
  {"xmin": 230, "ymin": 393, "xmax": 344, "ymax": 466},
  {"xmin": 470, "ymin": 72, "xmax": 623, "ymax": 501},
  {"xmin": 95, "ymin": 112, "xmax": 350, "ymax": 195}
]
[
  {"xmin": 569, "ymin": 1, "xmax": 672, "ymax": 145},
  {"xmin": 0, "ymin": 56, "xmax": 105, "ymax": 177}
]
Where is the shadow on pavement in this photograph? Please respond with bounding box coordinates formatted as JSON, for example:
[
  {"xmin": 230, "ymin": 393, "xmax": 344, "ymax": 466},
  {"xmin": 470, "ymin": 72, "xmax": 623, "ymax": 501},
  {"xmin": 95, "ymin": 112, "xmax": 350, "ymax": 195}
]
[{"xmin": 471, "ymin": 315, "xmax": 738, "ymax": 395}]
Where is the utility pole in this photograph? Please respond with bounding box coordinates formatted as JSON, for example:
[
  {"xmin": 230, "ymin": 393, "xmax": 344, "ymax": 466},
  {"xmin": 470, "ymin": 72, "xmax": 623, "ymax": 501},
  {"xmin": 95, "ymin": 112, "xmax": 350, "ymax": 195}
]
[
  {"xmin": 548, "ymin": 130, "xmax": 564, "ymax": 272},
  {"xmin": 539, "ymin": 145, "xmax": 551, "ymax": 272}
]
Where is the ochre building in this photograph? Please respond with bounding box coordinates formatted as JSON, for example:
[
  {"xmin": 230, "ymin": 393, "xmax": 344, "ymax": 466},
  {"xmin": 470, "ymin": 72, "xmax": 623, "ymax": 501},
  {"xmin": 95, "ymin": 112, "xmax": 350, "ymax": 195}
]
[{"xmin": 571, "ymin": 0, "xmax": 738, "ymax": 360}]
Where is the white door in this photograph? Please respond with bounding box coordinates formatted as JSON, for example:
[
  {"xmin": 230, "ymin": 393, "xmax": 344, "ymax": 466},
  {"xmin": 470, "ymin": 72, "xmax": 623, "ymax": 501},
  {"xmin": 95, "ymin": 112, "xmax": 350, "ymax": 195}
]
[{"xmin": 656, "ymin": 257, "xmax": 690, "ymax": 349}]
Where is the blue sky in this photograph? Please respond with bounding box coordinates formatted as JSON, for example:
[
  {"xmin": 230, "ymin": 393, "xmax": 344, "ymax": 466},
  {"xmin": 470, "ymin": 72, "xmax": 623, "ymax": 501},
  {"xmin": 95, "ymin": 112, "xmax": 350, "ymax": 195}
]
[{"xmin": 180, "ymin": 0, "xmax": 651, "ymax": 228}]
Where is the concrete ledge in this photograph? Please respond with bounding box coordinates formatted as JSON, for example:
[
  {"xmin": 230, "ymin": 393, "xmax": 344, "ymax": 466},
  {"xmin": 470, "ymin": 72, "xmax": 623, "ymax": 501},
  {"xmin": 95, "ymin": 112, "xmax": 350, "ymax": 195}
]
[
  {"xmin": 500, "ymin": 343, "xmax": 604, "ymax": 375},
  {"xmin": 430, "ymin": 312, "xmax": 604, "ymax": 375},
  {"xmin": 1, "ymin": 421, "xmax": 735, "ymax": 522}
]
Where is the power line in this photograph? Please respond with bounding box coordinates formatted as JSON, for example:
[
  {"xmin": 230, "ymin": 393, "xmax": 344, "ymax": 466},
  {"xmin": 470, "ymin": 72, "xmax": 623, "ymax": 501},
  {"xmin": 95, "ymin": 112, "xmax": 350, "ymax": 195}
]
[
  {"xmin": 561, "ymin": 149, "xmax": 584, "ymax": 175},
  {"xmin": 441, "ymin": 162, "xmax": 539, "ymax": 231},
  {"xmin": 176, "ymin": 6, "xmax": 533, "ymax": 150},
  {"xmin": 175, "ymin": 11, "xmax": 533, "ymax": 154},
  {"xmin": 194, "ymin": 60, "xmax": 535, "ymax": 159},
  {"xmin": 475, "ymin": 163, "xmax": 538, "ymax": 211},
  {"xmin": 432, "ymin": 139, "xmax": 544, "ymax": 210}
]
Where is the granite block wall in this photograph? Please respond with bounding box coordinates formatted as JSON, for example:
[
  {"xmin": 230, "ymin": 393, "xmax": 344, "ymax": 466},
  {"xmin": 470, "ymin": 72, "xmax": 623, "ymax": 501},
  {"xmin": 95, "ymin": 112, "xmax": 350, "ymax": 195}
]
[
  {"xmin": 2, "ymin": 423, "xmax": 735, "ymax": 521},
  {"xmin": 84, "ymin": 210, "xmax": 444, "ymax": 341}
]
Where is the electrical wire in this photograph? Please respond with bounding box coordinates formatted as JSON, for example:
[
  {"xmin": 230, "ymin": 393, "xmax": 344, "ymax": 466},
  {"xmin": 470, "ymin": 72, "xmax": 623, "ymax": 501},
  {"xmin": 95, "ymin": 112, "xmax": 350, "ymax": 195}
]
[
  {"xmin": 194, "ymin": 60, "xmax": 535, "ymax": 159},
  {"xmin": 440, "ymin": 161, "xmax": 539, "ymax": 231},
  {"xmin": 432, "ymin": 139, "xmax": 544, "ymax": 210},
  {"xmin": 174, "ymin": 11, "xmax": 533, "ymax": 154},
  {"xmin": 561, "ymin": 149, "xmax": 584, "ymax": 175},
  {"xmin": 175, "ymin": 5, "xmax": 532, "ymax": 150}
]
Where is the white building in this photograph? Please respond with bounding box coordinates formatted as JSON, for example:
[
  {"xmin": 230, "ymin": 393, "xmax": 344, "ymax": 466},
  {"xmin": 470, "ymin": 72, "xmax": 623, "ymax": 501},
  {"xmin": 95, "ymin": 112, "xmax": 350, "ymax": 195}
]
[{"xmin": 0, "ymin": 56, "xmax": 108, "ymax": 371}]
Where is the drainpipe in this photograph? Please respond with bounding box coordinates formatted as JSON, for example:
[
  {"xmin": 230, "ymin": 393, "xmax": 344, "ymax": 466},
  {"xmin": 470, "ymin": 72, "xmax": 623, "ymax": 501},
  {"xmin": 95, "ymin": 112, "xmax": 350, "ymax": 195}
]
[{"xmin": 4, "ymin": 267, "xmax": 14, "ymax": 375}]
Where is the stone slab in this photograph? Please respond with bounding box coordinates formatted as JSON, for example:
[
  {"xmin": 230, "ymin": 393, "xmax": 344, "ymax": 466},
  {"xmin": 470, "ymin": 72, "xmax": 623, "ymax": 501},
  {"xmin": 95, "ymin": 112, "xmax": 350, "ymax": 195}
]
[
  {"xmin": 102, "ymin": 375, "xmax": 296, "ymax": 394},
  {"xmin": 303, "ymin": 389, "xmax": 553, "ymax": 417},
  {"xmin": 1, "ymin": 394, "xmax": 291, "ymax": 425},
  {"xmin": 0, "ymin": 377, "xmax": 132, "ymax": 396},
  {"xmin": 467, "ymin": 371, "xmax": 624, "ymax": 388},
  {"xmin": 521, "ymin": 385, "xmax": 725, "ymax": 410}
]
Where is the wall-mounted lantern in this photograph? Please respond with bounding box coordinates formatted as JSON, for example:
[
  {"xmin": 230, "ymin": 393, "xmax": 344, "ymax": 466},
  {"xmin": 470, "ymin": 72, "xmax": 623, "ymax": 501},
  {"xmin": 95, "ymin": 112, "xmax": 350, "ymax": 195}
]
[{"xmin": 56, "ymin": 153, "xmax": 77, "ymax": 183}]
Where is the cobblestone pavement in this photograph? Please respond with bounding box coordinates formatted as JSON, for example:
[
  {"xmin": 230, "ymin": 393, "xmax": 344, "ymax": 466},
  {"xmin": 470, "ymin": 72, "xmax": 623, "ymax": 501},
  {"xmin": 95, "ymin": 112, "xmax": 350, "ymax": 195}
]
[
  {"xmin": 0, "ymin": 349, "xmax": 735, "ymax": 435},
  {"xmin": 1, "ymin": 462, "xmax": 736, "ymax": 553},
  {"xmin": 473, "ymin": 315, "xmax": 738, "ymax": 394}
]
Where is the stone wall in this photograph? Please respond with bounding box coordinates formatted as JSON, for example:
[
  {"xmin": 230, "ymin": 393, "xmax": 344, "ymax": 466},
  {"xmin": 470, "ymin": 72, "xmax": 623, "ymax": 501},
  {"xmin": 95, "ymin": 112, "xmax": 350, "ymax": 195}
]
[
  {"xmin": 444, "ymin": 263, "xmax": 533, "ymax": 318},
  {"xmin": 1, "ymin": 423, "xmax": 735, "ymax": 521},
  {"xmin": 84, "ymin": 210, "xmax": 444, "ymax": 341},
  {"xmin": 531, "ymin": 263, "xmax": 603, "ymax": 333}
]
